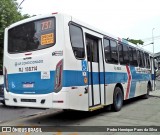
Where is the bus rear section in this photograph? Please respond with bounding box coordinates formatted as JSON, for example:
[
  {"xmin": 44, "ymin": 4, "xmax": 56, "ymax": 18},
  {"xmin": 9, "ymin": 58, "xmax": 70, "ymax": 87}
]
[{"xmin": 4, "ymin": 14, "xmax": 67, "ymax": 108}]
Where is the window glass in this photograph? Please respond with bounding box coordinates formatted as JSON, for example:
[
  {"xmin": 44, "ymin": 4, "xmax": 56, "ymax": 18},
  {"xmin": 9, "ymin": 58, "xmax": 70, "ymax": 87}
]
[
  {"xmin": 70, "ymin": 24, "xmax": 85, "ymax": 59},
  {"xmin": 129, "ymin": 47, "xmax": 133, "ymax": 65},
  {"xmin": 104, "ymin": 39, "xmax": 111, "ymax": 62},
  {"xmin": 141, "ymin": 52, "xmax": 145, "ymax": 68},
  {"xmin": 86, "ymin": 37, "xmax": 98, "ymax": 62},
  {"xmin": 123, "ymin": 45, "xmax": 129, "ymax": 64},
  {"xmin": 132, "ymin": 48, "xmax": 138, "ymax": 66},
  {"xmin": 110, "ymin": 40, "xmax": 118, "ymax": 64},
  {"xmin": 8, "ymin": 18, "xmax": 55, "ymax": 53},
  {"xmin": 147, "ymin": 54, "xmax": 151, "ymax": 68},
  {"xmin": 103, "ymin": 39, "xmax": 118, "ymax": 64},
  {"xmin": 137, "ymin": 51, "xmax": 141, "ymax": 67},
  {"xmin": 145, "ymin": 53, "xmax": 150, "ymax": 68},
  {"xmin": 118, "ymin": 44, "xmax": 124, "ymax": 64},
  {"xmin": 138, "ymin": 50, "xmax": 143, "ymax": 67}
]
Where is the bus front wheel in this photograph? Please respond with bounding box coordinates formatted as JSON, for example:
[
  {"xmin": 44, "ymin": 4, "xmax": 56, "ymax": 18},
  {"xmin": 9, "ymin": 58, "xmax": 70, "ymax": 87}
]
[{"xmin": 112, "ymin": 87, "xmax": 123, "ymax": 112}]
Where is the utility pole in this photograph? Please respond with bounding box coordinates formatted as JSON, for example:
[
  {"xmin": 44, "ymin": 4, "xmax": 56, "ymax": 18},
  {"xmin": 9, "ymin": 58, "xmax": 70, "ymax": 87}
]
[{"xmin": 17, "ymin": 0, "xmax": 25, "ymax": 9}]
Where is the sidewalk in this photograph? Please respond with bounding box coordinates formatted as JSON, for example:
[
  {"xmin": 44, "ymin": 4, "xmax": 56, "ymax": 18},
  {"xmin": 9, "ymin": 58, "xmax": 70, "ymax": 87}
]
[{"xmin": 150, "ymin": 89, "xmax": 160, "ymax": 96}]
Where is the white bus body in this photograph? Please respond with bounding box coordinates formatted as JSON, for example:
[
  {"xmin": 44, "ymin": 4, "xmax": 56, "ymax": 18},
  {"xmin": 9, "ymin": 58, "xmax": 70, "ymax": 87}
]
[{"xmin": 3, "ymin": 13, "xmax": 155, "ymax": 111}]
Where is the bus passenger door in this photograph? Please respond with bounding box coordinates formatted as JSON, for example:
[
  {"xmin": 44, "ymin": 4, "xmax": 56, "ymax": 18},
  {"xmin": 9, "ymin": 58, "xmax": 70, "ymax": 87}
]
[{"xmin": 86, "ymin": 34, "xmax": 104, "ymax": 108}]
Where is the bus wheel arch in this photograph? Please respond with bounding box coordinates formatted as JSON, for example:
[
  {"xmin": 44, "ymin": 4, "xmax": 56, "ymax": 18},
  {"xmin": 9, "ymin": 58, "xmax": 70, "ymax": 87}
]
[
  {"xmin": 112, "ymin": 83, "xmax": 124, "ymax": 112},
  {"xmin": 115, "ymin": 83, "xmax": 124, "ymax": 99}
]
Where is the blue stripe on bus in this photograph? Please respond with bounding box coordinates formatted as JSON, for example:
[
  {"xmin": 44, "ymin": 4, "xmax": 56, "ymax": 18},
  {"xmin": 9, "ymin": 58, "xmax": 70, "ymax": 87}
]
[
  {"xmin": 63, "ymin": 71, "xmax": 128, "ymax": 86},
  {"xmin": 63, "ymin": 70, "xmax": 86, "ymax": 87},
  {"xmin": 7, "ymin": 69, "xmax": 151, "ymax": 95},
  {"xmin": 105, "ymin": 72, "xmax": 127, "ymax": 84},
  {"xmin": 8, "ymin": 71, "xmax": 55, "ymax": 94}
]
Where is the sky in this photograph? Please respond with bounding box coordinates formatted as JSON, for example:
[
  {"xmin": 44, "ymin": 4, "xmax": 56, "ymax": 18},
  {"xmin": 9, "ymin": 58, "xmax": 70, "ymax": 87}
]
[{"xmin": 17, "ymin": 0, "xmax": 160, "ymax": 53}]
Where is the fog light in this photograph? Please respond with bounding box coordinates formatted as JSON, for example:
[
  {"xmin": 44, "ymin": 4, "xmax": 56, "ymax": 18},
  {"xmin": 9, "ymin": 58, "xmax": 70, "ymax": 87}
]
[
  {"xmin": 13, "ymin": 98, "xmax": 17, "ymax": 102},
  {"xmin": 41, "ymin": 99, "xmax": 45, "ymax": 104}
]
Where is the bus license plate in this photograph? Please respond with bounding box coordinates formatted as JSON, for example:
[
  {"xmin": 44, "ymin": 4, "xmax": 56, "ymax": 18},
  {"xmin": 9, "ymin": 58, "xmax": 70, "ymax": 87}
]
[{"xmin": 23, "ymin": 83, "xmax": 34, "ymax": 88}]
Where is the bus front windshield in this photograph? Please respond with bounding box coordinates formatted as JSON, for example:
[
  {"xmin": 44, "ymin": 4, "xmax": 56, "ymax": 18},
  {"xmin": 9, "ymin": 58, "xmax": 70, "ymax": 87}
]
[{"xmin": 8, "ymin": 17, "xmax": 55, "ymax": 53}]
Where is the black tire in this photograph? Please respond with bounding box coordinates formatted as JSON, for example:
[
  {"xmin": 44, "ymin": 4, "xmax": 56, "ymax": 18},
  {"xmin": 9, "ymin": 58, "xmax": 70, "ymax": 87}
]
[
  {"xmin": 1, "ymin": 100, "xmax": 6, "ymax": 106},
  {"xmin": 143, "ymin": 84, "xmax": 151, "ymax": 99},
  {"xmin": 63, "ymin": 109, "xmax": 70, "ymax": 112},
  {"xmin": 112, "ymin": 87, "xmax": 123, "ymax": 112}
]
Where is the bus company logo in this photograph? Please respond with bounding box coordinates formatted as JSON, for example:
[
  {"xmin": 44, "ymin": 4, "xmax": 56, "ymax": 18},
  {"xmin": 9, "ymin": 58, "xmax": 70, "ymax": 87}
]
[
  {"xmin": 52, "ymin": 51, "xmax": 63, "ymax": 56},
  {"xmin": 136, "ymin": 67, "xmax": 149, "ymax": 74}
]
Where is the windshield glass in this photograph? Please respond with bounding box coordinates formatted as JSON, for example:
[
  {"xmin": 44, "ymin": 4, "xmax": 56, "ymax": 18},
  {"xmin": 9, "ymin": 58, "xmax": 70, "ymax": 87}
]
[{"xmin": 8, "ymin": 17, "xmax": 55, "ymax": 53}]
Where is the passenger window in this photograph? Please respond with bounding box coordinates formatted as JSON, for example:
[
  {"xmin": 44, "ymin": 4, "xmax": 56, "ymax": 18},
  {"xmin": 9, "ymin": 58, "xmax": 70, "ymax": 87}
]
[
  {"xmin": 138, "ymin": 51, "xmax": 144, "ymax": 67},
  {"xmin": 141, "ymin": 52, "xmax": 145, "ymax": 68},
  {"xmin": 129, "ymin": 47, "xmax": 133, "ymax": 65},
  {"xmin": 137, "ymin": 51, "xmax": 141, "ymax": 67},
  {"xmin": 70, "ymin": 24, "xmax": 85, "ymax": 59},
  {"xmin": 145, "ymin": 53, "xmax": 150, "ymax": 68},
  {"xmin": 110, "ymin": 40, "xmax": 118, "ymax": 64},
  {"xmin": 103, "ymin": 39, "xmax": 118, "ymax": 64},
  {"xmin": 103, "ymin": 39, "xmax": 111, "ymax": 62},
  {"xmin": 132, "ymin": 48, "xmax": 138, "ymax": 66},
  {"xmin": 118, "ymin": 44, "xmax": 124, "ymax": 64},
  {"xmin": 123, "ymin": 45, "xmax": 129, "ymax": 64},
  {"xmin": 118, "ymin": 44, "xmax": 129, "ymax": 65},
  {"xmin": 148, "ymin": 55, "xmax": 150, "ymax": 68}
]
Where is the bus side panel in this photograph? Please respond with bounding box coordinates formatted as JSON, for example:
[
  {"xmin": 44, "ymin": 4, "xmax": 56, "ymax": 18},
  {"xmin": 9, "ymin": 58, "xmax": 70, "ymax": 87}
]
[
  {"xmin": 132, "ymin": 66, "xmax": 151, "ymax": 97},
  {"xmin": 104, "ymin": 64, "xmax": 128, "ymax": 104},
  {"xmin": 63, "ymin": 16, "xmax": 88, "ymax": 111}
]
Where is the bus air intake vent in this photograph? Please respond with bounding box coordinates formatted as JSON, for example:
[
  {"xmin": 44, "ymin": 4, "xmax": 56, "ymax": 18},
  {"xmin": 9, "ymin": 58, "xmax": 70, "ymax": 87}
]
[{"xmin": 21, "ymin": 99, "xmax": 36, "ymax": 103}]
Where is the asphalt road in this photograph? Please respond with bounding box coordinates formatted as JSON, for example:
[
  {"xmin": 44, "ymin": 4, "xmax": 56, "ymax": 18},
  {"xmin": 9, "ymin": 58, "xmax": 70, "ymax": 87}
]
[
  {"xmin": 0, "ymin": 105, "xmax": 47, "ymax": 123},
  {"xmin": 156, "ymin": 80, "xmax": 160, "ymax": 90}
]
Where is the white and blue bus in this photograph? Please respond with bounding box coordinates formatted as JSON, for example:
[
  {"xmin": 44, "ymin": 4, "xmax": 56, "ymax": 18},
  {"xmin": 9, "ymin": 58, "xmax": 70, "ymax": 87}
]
[{"xmin": 3, "ymin": 13, "xmax": 156, "ymax": 111}]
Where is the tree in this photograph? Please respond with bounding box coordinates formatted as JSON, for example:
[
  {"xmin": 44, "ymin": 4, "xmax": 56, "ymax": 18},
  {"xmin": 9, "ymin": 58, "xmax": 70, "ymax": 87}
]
[
  {"xmin": 0, "ymin": 0, "xmax": 30, "ymax": 69},
  {"xmin": 125, "ymin": 38, "xmax": 144, "ymax": 45}
]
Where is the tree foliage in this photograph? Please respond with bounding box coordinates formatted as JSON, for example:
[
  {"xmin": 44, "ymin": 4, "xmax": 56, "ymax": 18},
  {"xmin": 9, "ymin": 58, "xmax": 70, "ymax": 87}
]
[
  {"xmin": 125, "ymin": 38, "xmax": 144, "ymax": 45},
  {"xmin": 0, "ymin": 0, "xmax": 30, "ymax": 69}
]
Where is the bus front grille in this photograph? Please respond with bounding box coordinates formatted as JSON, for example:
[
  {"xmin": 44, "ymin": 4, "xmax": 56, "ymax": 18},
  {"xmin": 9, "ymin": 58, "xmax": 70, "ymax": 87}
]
[{"xmin": 21, "ymin": 99, "xmax": 36, "ymax": 103}]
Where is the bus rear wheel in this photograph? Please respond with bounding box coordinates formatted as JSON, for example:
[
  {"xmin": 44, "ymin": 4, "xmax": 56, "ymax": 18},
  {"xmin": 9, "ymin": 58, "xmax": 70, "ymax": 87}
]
[
  {"xmin": 112, "ymin": 87, "xmax": 123, "ymax": 112},
  {"xmin": 143, "ymin": 83, "xmax": 151, "ymax": 99}
]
